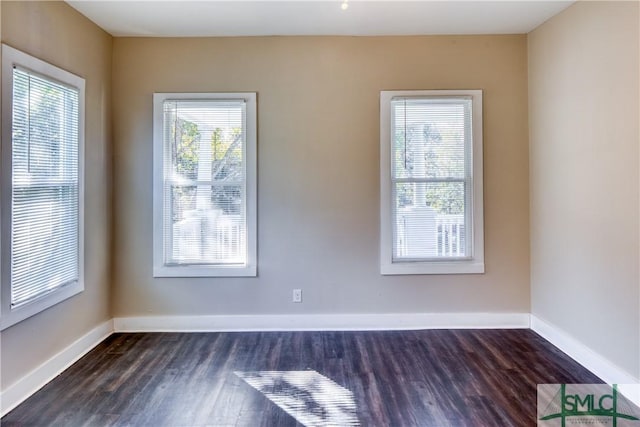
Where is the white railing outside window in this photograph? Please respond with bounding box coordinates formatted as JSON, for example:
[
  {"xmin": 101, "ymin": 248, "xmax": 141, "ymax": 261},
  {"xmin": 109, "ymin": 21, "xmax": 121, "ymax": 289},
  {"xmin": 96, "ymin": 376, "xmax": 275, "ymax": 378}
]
[
  {"xmin": 172, "ymin": 212, "xmax": 244, "ymax": 263},
  {"xmin": 435, "ymin": 214, "xmax": 465, "ymax": 257},
  {"xmin": 396, "ymin": 213, "xmax": 465, "ymax": 258}
]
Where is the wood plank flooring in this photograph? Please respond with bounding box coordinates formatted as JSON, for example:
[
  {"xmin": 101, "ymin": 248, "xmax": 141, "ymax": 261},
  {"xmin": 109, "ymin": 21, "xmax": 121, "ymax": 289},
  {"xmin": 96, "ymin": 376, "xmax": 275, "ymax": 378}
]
[{"xmin": 2, "ymin": 329, "xmax": 601, "ymax": 426}]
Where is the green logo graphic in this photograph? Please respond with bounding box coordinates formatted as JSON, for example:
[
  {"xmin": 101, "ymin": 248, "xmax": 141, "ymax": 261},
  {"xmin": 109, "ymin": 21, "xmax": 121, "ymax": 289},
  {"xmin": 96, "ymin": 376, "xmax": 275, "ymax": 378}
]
[{"xmin": 538, "ymin": 384, "xmax": 640, "ymax": 427}]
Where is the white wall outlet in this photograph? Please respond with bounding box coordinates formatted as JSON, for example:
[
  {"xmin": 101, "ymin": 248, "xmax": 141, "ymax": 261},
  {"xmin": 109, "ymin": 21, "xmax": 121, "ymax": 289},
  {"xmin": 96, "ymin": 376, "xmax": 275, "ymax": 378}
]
[{"xmin": 292, "ymin": 289, "xmax": 302, "ymax": 303}]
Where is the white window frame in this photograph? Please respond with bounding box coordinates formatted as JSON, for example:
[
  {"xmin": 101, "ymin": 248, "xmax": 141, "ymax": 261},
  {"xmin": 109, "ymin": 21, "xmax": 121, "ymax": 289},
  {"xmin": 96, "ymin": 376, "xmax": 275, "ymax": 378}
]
[
  {"xmin": 153, "ymin": 92, "xmax": 257, "ymax": 277},
  {"xmin": 1, "ymin": 45, "xmax": 85, "ymax": 330},
  {"xmin": 380, "ymin": 90, "xmax": 484, "ymax": 275}
]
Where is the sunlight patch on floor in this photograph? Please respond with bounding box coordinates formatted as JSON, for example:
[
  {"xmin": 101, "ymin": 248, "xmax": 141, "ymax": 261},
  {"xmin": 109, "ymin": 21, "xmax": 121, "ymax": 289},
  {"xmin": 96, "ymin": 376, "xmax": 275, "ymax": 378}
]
[{"xmin": 235, "ymin": 370, "xmax": 359, "ymax": 426}]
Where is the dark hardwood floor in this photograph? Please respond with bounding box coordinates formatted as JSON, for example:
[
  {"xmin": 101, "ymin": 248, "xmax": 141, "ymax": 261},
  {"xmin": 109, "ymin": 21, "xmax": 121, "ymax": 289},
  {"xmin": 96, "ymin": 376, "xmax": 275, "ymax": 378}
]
[{"xmin": 2, "ymin": 329, "xmax": 601, "ymax": 426}]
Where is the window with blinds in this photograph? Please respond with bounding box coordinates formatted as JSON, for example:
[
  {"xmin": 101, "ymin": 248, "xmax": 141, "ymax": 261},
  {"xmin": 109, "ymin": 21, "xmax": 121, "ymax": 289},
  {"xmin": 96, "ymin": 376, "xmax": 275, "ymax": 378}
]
[
  {"xmin": 1, "ymin": 45, "xmax": 85, "ymax": 330},
  {"xmin": 153, "ymin": 93, "xmax": 257, "ymax": 277},
  {"xmin": 380, "ymin": 90, "xmax": 484, "ymax": 275}
]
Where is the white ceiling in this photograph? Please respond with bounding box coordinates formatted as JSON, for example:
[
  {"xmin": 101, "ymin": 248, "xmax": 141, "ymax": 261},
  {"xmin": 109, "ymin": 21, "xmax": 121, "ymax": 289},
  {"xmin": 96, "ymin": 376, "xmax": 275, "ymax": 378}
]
[{"xmin": 65, "ymin": 1, "xmax": 574, "ymax": 37}]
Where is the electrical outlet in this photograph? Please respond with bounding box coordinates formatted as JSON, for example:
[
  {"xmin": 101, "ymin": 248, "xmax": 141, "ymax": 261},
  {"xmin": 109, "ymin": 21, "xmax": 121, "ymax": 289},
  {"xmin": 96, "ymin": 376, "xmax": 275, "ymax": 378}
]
[{"xmin": 292, "ymin": 289, "xmax": 302, "ymax": 303}]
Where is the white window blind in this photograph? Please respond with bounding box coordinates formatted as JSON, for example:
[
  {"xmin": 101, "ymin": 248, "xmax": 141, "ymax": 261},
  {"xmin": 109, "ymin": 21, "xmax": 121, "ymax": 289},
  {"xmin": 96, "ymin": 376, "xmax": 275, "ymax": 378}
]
[
  {"xmin": 380, "ymin": 90, "xmax": 484, "ymax": 275},
  {"xmin": 153, "ymin": 93, "xmax": 257, "ymax": 277},
  {"xmin": 391, "ymin": 97, "xmax": 472, "ymax": 260},
  {"xmin": 11, "ymin": 67, "xmax": 80, "ymax": 307},
  {"xmin": 1, "ymin": 44, "xmax": 85, "ymax": 330}
]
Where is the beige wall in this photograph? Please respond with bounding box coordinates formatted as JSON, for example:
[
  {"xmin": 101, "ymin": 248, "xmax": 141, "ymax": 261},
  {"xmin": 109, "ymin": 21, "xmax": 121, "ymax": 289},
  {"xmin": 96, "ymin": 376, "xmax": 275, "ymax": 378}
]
[
  {"xmin": 112, "ymin": 36, "xmax": 530, "ymax": 317},
  {"xmin": 0, "ymin": 1, "xmax": 112, "ymax": 390},
  {"xmin": 529, "ymin": 1, "xmax": 639, "ymax": 378}
]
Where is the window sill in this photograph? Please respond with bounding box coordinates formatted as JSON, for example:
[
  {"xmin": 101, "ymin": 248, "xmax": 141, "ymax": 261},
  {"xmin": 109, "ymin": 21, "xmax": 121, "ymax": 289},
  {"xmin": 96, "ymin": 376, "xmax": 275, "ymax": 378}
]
[
  {"xmin": 0, "ymin": 281, "xmax": 84, "ymax": 331},
  {"xmin": 153, "ymin": 264, "xmax": 257, "ymax": 278},
  {"xmin": 381, "ymin": 260, "xmax": 485, "ymax": 275}
]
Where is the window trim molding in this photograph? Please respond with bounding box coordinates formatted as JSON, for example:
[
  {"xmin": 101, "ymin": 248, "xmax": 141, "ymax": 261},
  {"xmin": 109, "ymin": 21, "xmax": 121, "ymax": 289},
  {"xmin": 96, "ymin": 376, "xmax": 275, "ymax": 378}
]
[
  {"xmin": 380, "ymin": 89, "xmax": 484, "ymax": 275},
  {"xmin": 152, "ymin": 92, "xmax": 258, "ymax": 278},
  {"xmin": 1, "ymin": 44, "xmax": 85, "ymax": 330}
]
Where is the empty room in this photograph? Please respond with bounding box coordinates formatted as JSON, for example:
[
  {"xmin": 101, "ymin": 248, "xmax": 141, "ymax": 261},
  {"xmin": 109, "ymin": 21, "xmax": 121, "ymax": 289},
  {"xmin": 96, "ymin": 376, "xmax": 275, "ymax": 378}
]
[{"xmin": 0, "ymin": 0, "xmax": 638, "ymax": 425}]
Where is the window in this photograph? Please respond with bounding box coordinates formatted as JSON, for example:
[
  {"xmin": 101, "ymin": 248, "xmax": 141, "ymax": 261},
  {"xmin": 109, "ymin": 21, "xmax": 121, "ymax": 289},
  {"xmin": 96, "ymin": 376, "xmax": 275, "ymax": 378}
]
[
  {"xmin": 1, "ymin": 45, "xmax": 85, "ymax": 330},
  {"xmin": 153, "ymin": 93, "xmax": 257, "ymax": 277},
  {"xmin": 380, "ymin": 90, "xmax": 484, "ymax": 275}
]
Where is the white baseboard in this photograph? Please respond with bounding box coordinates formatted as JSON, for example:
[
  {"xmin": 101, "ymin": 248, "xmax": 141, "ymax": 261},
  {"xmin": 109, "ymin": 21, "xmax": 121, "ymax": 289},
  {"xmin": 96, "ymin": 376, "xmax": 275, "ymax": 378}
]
[
  {"xmin": 530, "ymin": 314, "xmax": 639, "ymax": 387},
  {"xmin": 113, "ymin": 312, "xmax": 530, "ymax": 332},
  {"xmin": 0, "ymin": 320, "xmax": 114, "ymax": 417}
]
